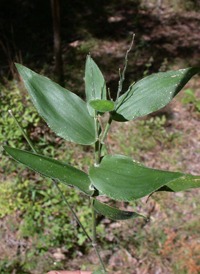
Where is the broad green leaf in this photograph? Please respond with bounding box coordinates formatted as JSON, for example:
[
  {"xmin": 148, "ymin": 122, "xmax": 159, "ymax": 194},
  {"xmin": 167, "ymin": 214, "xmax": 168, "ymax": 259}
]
[
  {"xmin": 112, "ymin": 67, "xmax": 200, "ymax": 121},
  {"xmin": 89, "ymin": 154, "xmax": 184, "ymax": 201},
  {"xmin": 158, "ymin": 174, "xmax": 200, "ymax": 192},
  {"xmin": 93, "ymin": 199, "xmax": 144, "ymax": 220},
  {"xmin": 4, "ymin": 146, "xmax": 93, "ymax": 196},
  {"xmin": 85, "ymin": 55, "xmax": 106, "ymax": 116},
  {"xmin": 15, "ymin": 63, "xmax": 96, "ymax": 145},
  {"xmin": 89, "ymin": 99, "xmax": 115, "ymax": 112}
]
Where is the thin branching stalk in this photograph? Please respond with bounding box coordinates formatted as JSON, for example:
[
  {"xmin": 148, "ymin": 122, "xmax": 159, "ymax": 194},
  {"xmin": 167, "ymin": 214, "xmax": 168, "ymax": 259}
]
[
  {"xmin": 116, "ymin": 34, "xmax": 135, "ymax": 103},
  {"xmin": 101, "ymin": 115, "xmax": 113, "ymax": 144},
  {"xmin": 9, "ymin": 110, "xmax": 37, "ymax": 154},
  {"xmin": 9, "ymin": 110, "xmax": 92, "ymax": 242},
  {"xmin": 54, "ymin": 180, "xmax": 92, "ymax": 241}
]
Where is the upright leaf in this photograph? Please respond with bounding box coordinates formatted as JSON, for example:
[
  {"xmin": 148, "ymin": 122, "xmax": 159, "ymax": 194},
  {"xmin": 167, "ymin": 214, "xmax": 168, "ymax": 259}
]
[
  {"xmin": 16, "ymin": 63, "xmax": 96, "ymax": 145},
  {"xmin": 89, "ymin": 154, "xmax": 184, "ymax": 201},
  {"xmin": 112, "ymin": 67, "xmax": 200, "ymax": 121},
  {"xmin": 93, "ymin": 199, "xmax": 144, "ymax": 220},
  {"xmin": 89, "ymin": 99, "xmax": 115, "ymax": 113},
  {"xmin": 85, "ymin": 55, "xmax": 107, "ymax": 116},
  {"xmin": 4, "ymin": 146, "xmax": 93, "ymax": 196}
]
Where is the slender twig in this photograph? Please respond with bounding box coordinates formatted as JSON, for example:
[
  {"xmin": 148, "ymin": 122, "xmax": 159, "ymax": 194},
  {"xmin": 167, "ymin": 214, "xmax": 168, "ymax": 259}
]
[
  {"xmin": 54, "ymin": 180, "xmax": 92, "ymax": 241},
  {"xmin": 116, "ymin": 34, "xmax": 135, "ymax": 103},
  {"xmin": 115, "ymin": 81, "xmax": 135, "ymax": 111},
  {"xmin": 107, "ymin": 87, "xmax": 112, "ymax": 101},
  {"xmin": 8, "ymin": 110, "xmax": 37, "ymax": 153}
]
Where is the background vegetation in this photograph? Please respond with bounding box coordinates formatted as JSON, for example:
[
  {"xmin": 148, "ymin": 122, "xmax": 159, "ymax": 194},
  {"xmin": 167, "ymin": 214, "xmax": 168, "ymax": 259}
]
[{"xmin": 0, "ymin": 0, "xmax": 200, "ymax": 273}]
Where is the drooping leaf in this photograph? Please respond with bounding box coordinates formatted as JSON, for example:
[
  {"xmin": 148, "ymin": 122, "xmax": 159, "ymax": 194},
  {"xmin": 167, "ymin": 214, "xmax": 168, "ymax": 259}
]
[
  {"xmin": 92, "ymin": 199, "xmax": 144, "ymax": 220},
  {"xmin": 112, "ymin": 67, "xmax": 200, "ymax": 122},
  {"xmin": 15, "ymin": 63, "xmax": 96, "ymax": 145},
  {"xmin": 158, "ymin": 174, "xmax": 200, "ymax": 192},
  {"xmin": 89, "ymin": 99, "xmax": 115, "ymax": 112},
  {"xmin": 85, "ymin": 55, "xmax": 107, "ymax": 116},
  {"xmin": 89, "ymin": 154, "xmax": 185, "ymax": 201},
  {"xmin": 4, "ymin": 146, "xmax": 93, "ymax": 196}
]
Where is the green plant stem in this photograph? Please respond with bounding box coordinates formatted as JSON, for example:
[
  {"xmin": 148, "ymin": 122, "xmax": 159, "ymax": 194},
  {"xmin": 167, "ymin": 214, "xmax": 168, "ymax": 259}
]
[
  {"xmin": 95, "ymin": 139, "xmax": 100, "ymax": 166},
  {"xmin": 95, "ymin": 114, "xmax": 112, "ymax": 166},
  {"xmin": 98, "ymin": 115, "xmax": 113, "ymax": 159},
  {"xmin": 9, "ymin": 109, "xmax": 92, "ymax": 242},
  {"xmin": 101, "ymin": 115, "xmax": 113, "ymax": 143},
  {"xmin": 92, "ymin": 113, "xmax": 109, "ymax": 272},
  {"xmin": 8, "ymin": 110, "xmax": 37, "ymax": 154},
  {"xmin": 94, "ymin": 111, "xmax": 100, "ymax": 166},
  {"xmin": 54, "ymin": 180, "xmax": 92, "ymax": 241},
  {"xmin": 91, "ymin": 198, "xmax": 107, "ymax": 273}
]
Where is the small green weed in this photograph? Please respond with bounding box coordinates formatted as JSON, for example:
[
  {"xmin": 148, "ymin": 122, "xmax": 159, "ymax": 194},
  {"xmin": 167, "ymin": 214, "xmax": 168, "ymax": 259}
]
[{"xmin": 183, "ymin": 88, "xmax": 200, "ymax": 112}]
